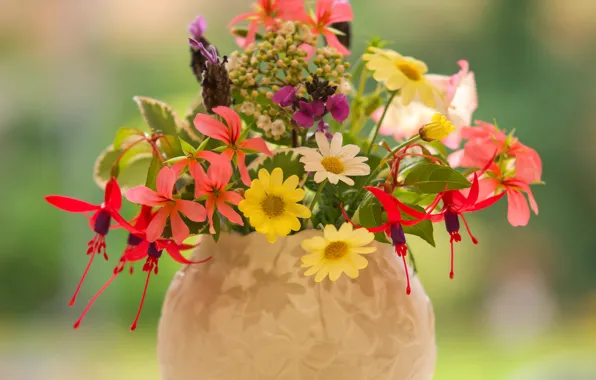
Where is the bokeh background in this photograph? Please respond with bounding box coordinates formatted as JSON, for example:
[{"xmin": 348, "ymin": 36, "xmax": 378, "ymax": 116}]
[{"xmin": 2, "ymin": 0, "xmax": 596, "ymax": 379}]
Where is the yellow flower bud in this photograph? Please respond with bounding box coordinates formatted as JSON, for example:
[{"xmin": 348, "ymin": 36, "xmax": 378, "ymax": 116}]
[{"xmin": 419, "ymin": 113, "xmax": 456, "ymax": 142}]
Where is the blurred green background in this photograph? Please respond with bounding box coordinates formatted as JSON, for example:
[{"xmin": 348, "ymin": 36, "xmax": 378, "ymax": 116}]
[{"xmin": 2, "ymin": 0, "xmax": 596, "ymax": 378}]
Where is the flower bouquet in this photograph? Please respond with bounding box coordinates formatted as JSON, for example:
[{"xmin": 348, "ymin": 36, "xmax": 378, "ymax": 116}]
[{"xmin": 45, "ymin": 0, "xmax": 542, "ymax": 378}]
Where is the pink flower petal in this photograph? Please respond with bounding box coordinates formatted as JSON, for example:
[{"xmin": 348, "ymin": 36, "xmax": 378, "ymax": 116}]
[
  {"xmin": 328, "ymin": 3, "xmax": 354, "ymax": 24},
  {"xmin": 170, "ymin": 210, "xmax": 190, "ymax": 244},
  {"xmin": 212, "ymin": 106, "xmax": 242, "ymax": 143},
  {"xmin": 146, "ymin": 206, "xmax": 170, "ymax": 242},
  {"xmin": 217, "ymin": 199, "xmax": 244, "ymax": 226},
  {"xmin": 177, "ymin": 199, "xmax": 206, "ymax": 223},
  {"xmin": 506, "ymin": 190, "xmax": 530, "ymax": 227},
  {"xmin": 222, "ymin": 191, "xmax": 243, "ymax": 205},
  {"xmin": 194, "ymin": 113, "xmax": 230, "ymax": 144},
  {"xmin": 125, "ymin": 186, "xmax": 163, "ymax": 206},
  {"xmin": 322, "ymin": 30, "xmax": 350, "ymax": 55},
  {"xmin": 236, "ymin": 150, "xmax": 252, "ymax": 186},
  {"xmin": 205, "ymin": 197, "xmax": 216, "ymax": 234},
  {"xmin": 156, "ymin": 167, "xmax": 177, "ymax": 200},
  {"xmin": 239, "ymin": 137, "xmax": 272, "ymax": 155}
]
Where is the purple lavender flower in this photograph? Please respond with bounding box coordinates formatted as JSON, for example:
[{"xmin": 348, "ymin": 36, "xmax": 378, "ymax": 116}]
[
  {"xmin": 195, "ymin": 42, "xmax": 218, "ymax": 64},
  {"xmin": 316, "ymin": 120, "xmax": 333, "ymax": 140},
  {"xmin": 326, "ymin": 93, "xmax": 350, "ymax": 123},
  {"xmin": 293, "ymin": 100, "xmax": 325, "ymax": 128},
  {"xmin": 273, "ymin": 86, "xmax": 297, "ymax": 107},
  {"xmin": 188, "ymin": 15, "xmax": 207, "ymax": 41}
]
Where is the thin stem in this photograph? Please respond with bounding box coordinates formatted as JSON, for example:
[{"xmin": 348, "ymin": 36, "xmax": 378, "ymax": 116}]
[
  {"xmin": 347, "ymin": 64, "xmax": 369, "ymax": 134},
  {"xmin": 303, "ymin": 179, "xmax": 327, "ymax": 228},
  {"xmin": 366, "ymin": 91, "xmax": 398, "ymax": 155}
]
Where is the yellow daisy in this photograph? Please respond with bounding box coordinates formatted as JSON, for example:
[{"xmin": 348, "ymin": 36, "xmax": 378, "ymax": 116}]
[
  {"xmin": 301, "ymin": 223, "xmax": 376, "ymax": 282},
  {"xmin": 238, "ymin": 168, "xmax": 311, "ymax": 243},
  {"xmin": 362, "ymin": 47, "xmax": 441, "ymax": 108}
]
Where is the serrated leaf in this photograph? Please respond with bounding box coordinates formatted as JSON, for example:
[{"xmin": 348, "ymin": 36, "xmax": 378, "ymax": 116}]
[
  {"xmin": 145, "ymin": 153, "xmax": 164, "ymax": 190},
  {"xmin": 401, "ymin": 204, "xmax": 435, "ymax": 247},
  {"xmin": 134, "ymin": 96, "xmax": 183, "ymax": 157},
  {"xmin": 94, "ymin": 146, "xmax": 121, "ymax": 188},
  {"xmin": 93, "ymin": 144, "xmax": 153, "ymax": 189},
  {"xmin": 118, "ymin": 153, "xmax": 153, "ymax": 188},
  {"xmin": 180, "ymin": 99, "xmax": 206, "ymax": 143},
  {"xmin": 114, "ymin": 127, "xmax": 145, "ymax": 149},
  {"xmin": 403, "ymin": 163, "xmax": 471, "ymax": 193},
  {"xmin": 352, "ymin": 192, "xmax": 390, "ymax": 244},
  {"xmin": 250, "ymin": 151, "xmax": 305, "ymax": 181}
]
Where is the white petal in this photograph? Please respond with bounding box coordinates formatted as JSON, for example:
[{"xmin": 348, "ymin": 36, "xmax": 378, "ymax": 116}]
[
  {"xmin": 327, "ymin": 173, "xmax": 340, "ymax": 184},
  {"xmin": 338, "ymin": 144, "xmax": 360, "ymax": 159},
  {"xmin": 338, "ymin": 175, "xmax": 355, "ymax": 186},
  {"xmin": 314, "ymin": 171, "xmax": 328, "ymax": 183},
  {"xmin": 329, "ymin": 133, "xmax": 343, "ymax": 156},
  {"xmin": 315, "ymin": 132, "xmax": 330, "ymax": 156}
]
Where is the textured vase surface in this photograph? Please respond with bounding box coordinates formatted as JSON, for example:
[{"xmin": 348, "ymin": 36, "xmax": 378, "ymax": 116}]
[{"xmin": 158, "ymin": 230, "xmax": 436, "ymax": 380}]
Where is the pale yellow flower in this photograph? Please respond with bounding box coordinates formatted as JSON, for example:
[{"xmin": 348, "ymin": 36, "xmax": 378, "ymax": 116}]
[
  {"xmin": 301, "ymin": 223, "xmax": 376, "ymax": 282},
  {"xmin": 238, "ymin": 168, "xmax": 311, "ymax": 243},
  {"xmin": 363, "ymin": 47, "xmax": 441, "ymax": 108},
  {"xmin": 419, "ymin": 113, "xmax": 455, "ymax": 142}
]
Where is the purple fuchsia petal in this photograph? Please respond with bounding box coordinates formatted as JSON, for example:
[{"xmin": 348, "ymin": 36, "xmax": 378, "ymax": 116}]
[
  {"xmin": 293, "ymin": 110, "xmax": 314, "ymax": 128},
  {"xmin": 327, "ymin": 93, "xmax": 350, "ymax": 123},
  {"xmin": 311, "ymin": 100, "xmax": 326, "ymax": 117},
  {"xmin": 273, "ymin": 86, "xmax": 297, "ymax": 107}
]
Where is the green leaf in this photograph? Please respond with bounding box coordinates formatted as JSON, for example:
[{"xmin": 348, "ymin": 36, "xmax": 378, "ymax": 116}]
[
  {"xmin": 93, "ymin": 144, "xmax": 153, "ymax": 189},
  {"xmin": 94, "ymin": 146, "xmax": 121, "ymax": 188},
  {"xmin": 211, "ymin": 216, "xmax": 221, "ymax": 242},
  {"xmin": 133, "ymin": 96, "xmax": 183, "ymax": 157},
  {"xmin": 426, "ymin": 140, "xmax": 448, "ymax": 158},
  {"xmin": 145, "ymin": 153, "xmax": 164, "ymax": 190},
  {"xmin": 118, "ymin": 153, "xmax": 153, "ymax": 188},
  {"xmin": 352, "ymin": 192, "xmax": 390, "ymax": 244},
  {"xmin": 180, "ymin": 98, "xmax": 206, "ymax": 143},
  {"xmin": 113, "ymin": 127, "xmax": 145, "ymax": 149},
  {"xmin": 403, "ymin": 163, "xmax": 471, "ymax": 193},
  {"xmin": 250, "ymin": 150, "xmax": 305, "ymax": 181},
  {"xmin": 179, "ymin": 138, "xmax": 196, "ymax": 156},
  {"xmin": 401, "ymin": 204, "xmax": 435, "ymax": 247}
]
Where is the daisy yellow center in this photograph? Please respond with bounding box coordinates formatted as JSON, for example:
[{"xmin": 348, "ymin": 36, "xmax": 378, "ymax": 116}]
[
  {"xmin": 397, "ymin": 62, "xmax": 422, "ymax": 81},
  {"xmin": 261, "ymin": 195, "xmax": 285, "ymax": 217},
  {"xmin": 321, "ymin": 156, "xmax": 345, "ymax": 174},
  {"xmin": 324, "ymin": 241, "xmax": 349, "ymax": 260}
]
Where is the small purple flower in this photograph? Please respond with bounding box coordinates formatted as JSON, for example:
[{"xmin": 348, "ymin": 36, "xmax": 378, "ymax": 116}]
[
  {"xmin": 293, "ymin": 100, "xmax": 325, "ymax": 128},
  {"xmin": 188, "ymin": 15, "xmax": 207, "ymax": 41},
  {"xmin": 316, "ymin": 120, "xmax": 333, "ymax": 140},
  {"xmin": 191, "ymin": 41, "xmax": 218, "ymax": 64},
  {"xmin": 326, "ymin": 93, "xmax": 350, "ymax": 123},
  {"xmin": 273, "ymin": 86, "xmax": 297, "ymax": 107}
]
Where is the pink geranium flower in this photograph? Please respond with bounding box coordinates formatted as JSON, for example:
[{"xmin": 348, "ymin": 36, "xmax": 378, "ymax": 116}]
[
  {"xmin": 194, "ymin": 106, "xmax": 272, "ymax": 186},
  {"xmin": 45, "ymin": 178, "xmax": 133, "ymax": 307},
  {"xmin": 169, "ymin": 149, "xmax": 224, "ymax": 177},
  {"xmin": 478, "ymin": 164, "xmax": 539, "ymax": 227},
  {"xmin": 126, "ymin": 167, "xmax": 207, "ymax": 244},
  {"xmin": 373, "ymin": 60, "xmax": 477, "ymax": 149},
  {"xmin": 301, "ymin": 0, "xmax": 354, "ymax": 55},
  {"xmin": 228, "ymin": 0, "xmax": 305, "ymax": 48},
  {"xmin": 190, "ymin": 159, "xmax": 244, "ymax": 234}
]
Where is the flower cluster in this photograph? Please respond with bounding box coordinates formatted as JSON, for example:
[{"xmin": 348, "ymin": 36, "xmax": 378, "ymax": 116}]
[{"xmin": 45, "ymin": 0, "xmax": 542, "ymax": 329}]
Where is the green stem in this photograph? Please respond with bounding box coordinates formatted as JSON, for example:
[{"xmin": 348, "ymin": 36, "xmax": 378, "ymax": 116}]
[
  {"xmin": 366, "ymin": 91, "xmax": 398, "ymax": 156},
  {"xmin": 347, "ymin": 63, "xmax": 368, "ymax": 135},
  {"xmin": 304, "ymin": 180, "xmax": 327, "ymax": 228}
]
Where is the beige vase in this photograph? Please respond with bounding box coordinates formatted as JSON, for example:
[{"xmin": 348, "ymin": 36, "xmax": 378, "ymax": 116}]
[{"xmin": 157, "ymin": 230, "xmax": 437, "ymax": 380}]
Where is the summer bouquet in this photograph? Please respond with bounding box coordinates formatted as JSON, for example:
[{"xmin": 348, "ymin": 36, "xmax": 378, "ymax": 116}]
[{"xmin": 45, "ymin": 0, "xmax": 542, "ymax": 331}]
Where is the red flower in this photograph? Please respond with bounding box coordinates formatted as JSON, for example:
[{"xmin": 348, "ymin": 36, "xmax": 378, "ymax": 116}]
[
  {"xmin": 430, "ymin": 174, "xmax": 504, "ymax": 279},
  {"xmin": 190, "ymin": 158, "xmax": 244, "ymax": 234},
  {"xmin": 126, "ymin": 166, "xmax": 207, "ymax": 244},
  {"xmin": 301, "ymin": 0, "xmax": 354, "ymax": 55},
  {"xmin": 45, "ymin": 178, "xmax": 132, "ymax": 307},
  {"xmin": 194, "ymin": 106, "xmax": 272, "ymax": 186},
  {"xmin": 228, "ymin": 0, "xmax": 305, "ymax": 48},
  {"xmin": 343, "ymin": 186, "xmax": 440, "ymax": 294},
  {"xmin": 73, "ymin": 211, "xmax": 210, "ymax": 331},
  {"xmin": 170, "ymin": 149, "xmax": 225, "ymax": 177}
]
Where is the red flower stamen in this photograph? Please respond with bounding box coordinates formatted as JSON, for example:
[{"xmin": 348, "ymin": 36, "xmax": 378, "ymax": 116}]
[
  {"xmin": 395, "ymin": 244, "xmax": 411, "ymax": 295},
  {"xmin": 131, "ymin": 256, "xmax": 159, "ymax": 331},
  {"xmin": 460, "ymin": 214, "xmax": 478, "ymax": 244},
  {"xmin": 73, "ymin": 270, "xmax": 119, "ymax": 329},
  {"xmin": 449, "ymin": 231, "xmax": 462, "ymax": 279}
]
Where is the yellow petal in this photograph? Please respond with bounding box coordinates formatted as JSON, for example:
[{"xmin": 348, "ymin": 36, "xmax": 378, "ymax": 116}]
[
  {"xmin": 314, "ymin": 266, "xmax": 329, "ymax": 282},
  {"xmin": 258, "ymin": 169, "xmax": 270, "ymax": 188},
  {"xmin": 301, "ymin": 251, "xmax": 324, "ymax": 266},
  {"xmin": 270, "ymin": 167, "xmax": 284, "ymax": 187},
  {"xmin": 323, "ymin": 224, "xmax": 340, "ymax": 241},
  {"xmin": 400, "ymin": 84, "xmax": 416, "ymax": 106},
  {"xmin": 349, "ymin": 246, "xmax": 376, "ymax": 254},
  {"xmin": 301, "ymin": 236, "xmax": 327, "ymax": 252},
  {"xmin": 286, "ymin": 203, "xmax": 311, "ymax": 219},
  {"xmin": 349, "ymin": 253, "xmax": 369, "ymax": 270},
  {"xmin": 283, "ymin": 175, "xmax": 299, "ymax": 190},
  {"xmin": 328, "ymin": 263, "xmax": 344, "ymax": 281},
  {"xmin": 341, "ymin": 260, "xmax": 359, "ymax": 279}
]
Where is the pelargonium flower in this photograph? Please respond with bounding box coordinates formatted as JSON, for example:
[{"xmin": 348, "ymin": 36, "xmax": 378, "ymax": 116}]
[
  {"xmin": 326, "ymin": 93, "xmax": 350, "ymax": 123},
  {"xmin": 228, "ymin": 0, "xmax": 305, "ymax": 48},
  {"xmin": 194, "ymin": 106, "xmax": 272, "ymax": 186},
  {"xmin": 273, "ymin": 85, "xmax": 298, "ymax": 107},
  {"xmin": 45, "ymin": 178, "xmax": 132, "ymax": 307},
  {"xmin": 238, "ymin": 168, "xmax": 311, "ymax": 243},
  {"xmin": 299, "ymin": 0, "xmax": 354, "ymax": 55},
  {"xmin": 372, "ymin": 60, "xmax": 477, "ymax": 148},
  {"xmin": 126, "ymin": 166, "xmax": 207, "ymax": 244},
  {"xmin": 298, "ymin": 132, "xmax": 369, "ymax": 186},
  {"xmin": 363, "ymin": 47, "xmax": 441, "ymax": 108},
  {"xmin": 292, "ymin": 100, "xmax": 325, "ymax": 128},
  {"xmin": 301, "ymin": 223, "xmax": 376, "ymax": 282},
  {"xmin": 430, "ymin": 173, "xmax": 504, "ymax": 279},
  {"xmin": 190, "ymin": 158, "xmax": 244, "ymax": 234}
]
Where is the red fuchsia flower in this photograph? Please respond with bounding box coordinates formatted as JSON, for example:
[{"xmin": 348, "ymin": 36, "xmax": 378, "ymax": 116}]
[
  {"xmin": 326, "ymin": 93, "xmax": 350, "ymax": 123},
  {"xmin": 45, "ymin": 178, "xmax": 133, "ymax": 307},
  {"xmin": 293, "ymin": 100, "xmax": 325, "ymax": 128},
  {"xmin": 342, "ymin": 186, "xmax": 441, "ymax": 295},
  {"xmin": 477, "ymin": 163, "xmax": 539, "ymax": 227},
  {"xmin": 299, "ymin": 0, "xmax": 354, "ymax": 55},
  {"xmin": 126, "ymin": 166, "xmax": 207, "ymax": 244},
  {"xmin": 273, "ymin": 85, "xmax": 298, "ymax": 107},
  {"xmin": 190, "ymin": 158, "xmax": 244, "ymax": 234},
  {"xmin": 194, "ymin": 106, "xmax": 272, "ymax": 186},
  {"xmin": 228, "ymin": 0, "xmax": 305, "ymax": 48},
  {"xmin": 73, "ymin": 225, "xmax": 210, "ymax": 331},
  {"xmin": 430, "ymin": 173, "xmax": 504, "ymax": 279}
]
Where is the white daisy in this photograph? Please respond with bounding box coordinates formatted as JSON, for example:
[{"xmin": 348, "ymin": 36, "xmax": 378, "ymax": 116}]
[{"xmin": 298, "ymin": 132, "xmax": 370, "ymax": 186}]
